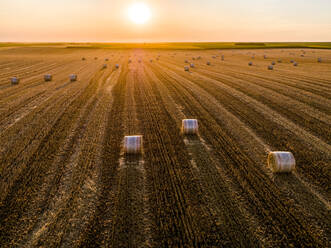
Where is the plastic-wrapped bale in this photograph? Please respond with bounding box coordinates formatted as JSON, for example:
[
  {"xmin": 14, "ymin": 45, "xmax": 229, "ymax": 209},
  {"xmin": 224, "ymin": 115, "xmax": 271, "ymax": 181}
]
[
  {"xmin": 70, "ymin": 74, "xmax": 77, "ymax": 82},
  {"xmin": 248, "ymin": 62, "xmax": 253, "ymax": 66},
  {"xmin": 182, "ymin": 119, "xmax": 198, "ymax": 135},
  {"xmin": 271, "ymin": 61, "xmax": 276, "ymax": 65},
  {"xmin": 293, "ymin": 62, "xmax": 298, "ymax": 66},
  {"xmin": 103, "ymin": 64, "xmax": 107, "ymax": 69},
  {"xmin": 268, "ymin": 65, "xmax": 273, "ymax": 70},
  {"xmin": 290, "ymin": 60, "xmax": 294, "ymax": 63},
  {"xmin": 190, "ymin": 63, "xmax": 195, "ymax": 68},
  {"xmin": 268, "ymin": 151, "xmax": 295, "ymax": 173},
  {"xmin": 44, "ymin": 74, "xmax": 52, "ymax": 82},
  {"xmin": 206, "ymin": 61, "xmax": 211, "ymax": 66},
  {"xmin": 11, "ymin": 77, "xmax": 20, "ymax": 85},
  {"xmin": 115, "ymin": 64, "xmax": 119, "ymax": 69},
  {"xmin": 318, "ymin": 57, "xmax": 322, "ymax": 63},
  {"xmin": 124, "ymin": 135, "xmax": 143, "ymax": 155},
  {"xmin": 184, "ymin": 66, "xmax": 189, "ymax": 71}
]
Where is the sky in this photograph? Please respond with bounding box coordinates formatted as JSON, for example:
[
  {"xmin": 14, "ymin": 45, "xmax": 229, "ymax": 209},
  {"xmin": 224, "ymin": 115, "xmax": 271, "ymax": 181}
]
[{"xmin": 0, "ymin": 0, "xmax": 331, "ymax": 42}]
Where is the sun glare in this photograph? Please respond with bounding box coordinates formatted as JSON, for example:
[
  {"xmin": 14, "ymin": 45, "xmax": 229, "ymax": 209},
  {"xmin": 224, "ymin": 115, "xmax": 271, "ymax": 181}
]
[{"xmin": 128, "ymin": 3, "xmax": 151, "ymax": 24}]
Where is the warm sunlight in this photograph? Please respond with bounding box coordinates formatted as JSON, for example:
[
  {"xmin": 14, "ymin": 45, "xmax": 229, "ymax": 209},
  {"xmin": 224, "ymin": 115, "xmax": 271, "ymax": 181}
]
[{"xmin": 128, "ymin": 3, "xmax": 151, "ymax": 24}]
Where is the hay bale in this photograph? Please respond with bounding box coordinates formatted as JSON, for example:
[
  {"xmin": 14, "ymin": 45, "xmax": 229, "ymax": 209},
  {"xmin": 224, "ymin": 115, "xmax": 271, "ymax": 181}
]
[
  {"xmin": 44, "ymin": 74, "xmax": 52, "ymax": 82},
  {"xmin": 290, "ymin": 60, "xmax": 294, "ymax": 63},
  {"xmin": 192, "ymin": 57, "xmax": 196, "ymax": 60},
  {"xmin": 190, "ymin": 63, "xmax": 195, "ymax": 68},
  {"xmin": 124, "ymin": 135, "xmax": 143, "ymax": 154},
  {"xmin": 271, "ymin": 61, "xmax": 276, "ymax": 65},
  {"xmin": 150, "ymin": 59, "xmax": 153, "ymax": 63},
  {"xmin": 105, "ymin": 58, "xmax": 109, "ymax": 61},
  {"xmin": 94, "ymin": 57, "xmax": 98, "ymax": 60},
  {"xmin": 185, "ymin": 60, "xmax": 189, "ymax": 63},
  {"xmin": 267, "ymin": 151, "xmax": 295, "ymax": 173},
  {"xmin": 115, "ymin": 64, "xmax": 119, "ymax": 69},
  {"xmin": 128, "ymin": 59, "xmax": 132, "ymax": 63},
  {"xmin": 206, "ymin": 61, "xmax": 211, "ymax": 66},
  {"xmin": 138, "ymin": 59, "xmax": 141, "ymax": 63},
  {"xmin": 103, "ymin": 64, "xmax": 107, "ymax": 69},
  {"xmin": 221, "ymin": 55, "xmax": 224, "ymax": 61},
  {"xmin": 70, "ymin": 74, "xmax": 77, "ymax": 82},
  {"xmin": 300, "ymin": 54, "xmax": 304, "ymax": 57},
  {"xmin": 277, "ymin": 59, "xmax": 282, "ymax": 63},
  {"xmin": 264, "ymin": 55, "xmax": 267, "ymax": 59},
  {"xmin": 318, "ymin": 57, "xmax": 322, "ymax": 63},
  {"xmin": 293, "ymin": 62, "xmax": 298, "ymax": 66},
  {"xmin": 248, "ymin": 62, "xmax": 253, "ymax": 66},
  {"xmin": 182, "ymin": 119, "xmax": 198, "ymax": 134},
  {"xmin": 11, "ymin": 77, "xmax": 20, "ymax": 85},
  {"xmin": 268, "ymin": 65, "xmax": 273, "ymax": 70},
  {"xmin": 184, "ymin": 66, "xmax": 190, "ymax": 71},
  {"xmin": 82, "ymin": 57, "xmax": 86, "ymax": 61}
]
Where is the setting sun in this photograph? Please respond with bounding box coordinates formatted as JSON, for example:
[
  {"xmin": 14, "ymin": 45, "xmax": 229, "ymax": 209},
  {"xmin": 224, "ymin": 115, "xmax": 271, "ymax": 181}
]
[{"xmin": 128, "ymin": 3, "xmax": 151, "ymax": 24}]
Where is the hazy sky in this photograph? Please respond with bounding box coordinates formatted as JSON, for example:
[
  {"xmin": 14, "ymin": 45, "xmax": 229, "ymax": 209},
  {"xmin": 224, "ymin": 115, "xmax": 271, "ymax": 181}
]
[{"xmin": 1, "ymin": 0, "xmax": 331, "ymax": 42}]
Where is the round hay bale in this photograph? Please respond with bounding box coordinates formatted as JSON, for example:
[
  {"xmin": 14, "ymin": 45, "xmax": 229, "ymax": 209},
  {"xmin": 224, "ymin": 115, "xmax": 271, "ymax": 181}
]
[
  {"xmin": 94, "ymin": 57, "xmax": 98, "ymax": 60},
  {"xmin": 138, "ymin": 60, "xmax": 141, "ymax": 63},
  {"xmin": 184, "ymin": 66, "xmax": 190, "ymax": 71},
  {"xmin": 301, "ymin": 54, "xmax": 304, "ymax": 57},
  {"xmin": 103, "ymin": 64, "xmax": 107, "ymax": 69},
  {"xmin": 11, "ymin": 77, "xmax": 20, "ymax": 85},
  {"xmin": 271, "ymin": 61, "xmax": 276, "ymax": 65},
  {"xmin": 185, "ymin": 60, "xmax": 189, "ymax": 63},
  {"xmin": 44, "ymin": 74, "xmax": 52, "ymax": 82},
  {"xmin": 293, "ymin": 62, "xmax": 298, "ymax": 66},
  {"xmin": 128, "ymin": 59, "xmax": 132, "ymax": 63},
  {"xmin": 105, "ymin": 58, "xmax": 109, "ymax": 61},
  {"xmin": 277, "ymin": 59, "xmax": 282, "ymax": 63},
  {"xmin": 264, "ymin": 55, "xmax": 267, "ymax": 59},
  {"xmin": 70, "ymin": 74, "xmax": 77, "ymax": 82},
  {"xmin": 190, "ymin": 63, "xmax": 195, "ymax": 68},
  {"xmin": 206, "ymin": 61, "xmax": 211, "ymax": 66},
  {"xmin": 318, "ymin": 57, "xmax": 322, "ymax": 63},
  {"xmin": 197, "ymin": 56, "xmax": 201, "ymax": 60},
  {"xmin": 192, "ymin": 57, "xmax": 196, "ymax": 60},
  {"xmin": 82, "ymin": 57, "xmax": 86, "ymax": 61},
  {"xmin": 115, "ymin": 64, "xmax": 119, "ymax": 69},
  {"xmin": 268, "ymin": 65, "xmax": 273, "ymax": 70},
  {"xmin": 150, "ymin": 59, "xmax": 153, "ymax": 63},
  {"xmin": 221, "ymin": 55, "xmax": 224, "ymax": 61},
  {"xmin": 182, "ymin": 119, "xmax": 198, "ymax": 135},
  {"xmin": 248, "ymin": 62, "xmax": 253, "ymax": 66},
  {"xmin": 290, "ymin": 60, "xmax": 294, "ymax": 63},
  {"xmin": 268, "ymin": 151, "xmax": 295, "ymax": 173},
  {"xmin": 124, "ymin": 135, "xmax": 143, "ymax": 155}
]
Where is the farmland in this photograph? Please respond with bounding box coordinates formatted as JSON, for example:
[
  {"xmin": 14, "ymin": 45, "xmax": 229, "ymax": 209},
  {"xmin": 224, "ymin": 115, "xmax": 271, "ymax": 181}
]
[{"xmin": 0, "ymin": 46, "xmax": 330, "ymax": 247}]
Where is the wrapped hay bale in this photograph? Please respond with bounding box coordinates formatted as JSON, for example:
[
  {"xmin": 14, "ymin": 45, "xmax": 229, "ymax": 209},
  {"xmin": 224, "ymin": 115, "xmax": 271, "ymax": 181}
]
[
  {"xmin": 182, "ymin": 119, "xmax": 198, "ymax": 135},
  {"xmin": 248, "ymin": 62, "xmax": 253, "ymax": 66},
  {"xmin": 124, "ymin": 135, "xmax": 143, "ymax": 155},
  {"xmin": 115, "ymin": 64, "xmax": 119, "ymax": 69},
  {"xmin": 271, "ymin": 61, "xmax": 276, "ymax": 65},
  {"xmin": 70, "ymin": 74, "xmax": 77, "ymax": 82},
  {"xmin": 268, "ymin": 65, "xmax": 273, "ymax": 70},
  {"xmin": 184, "ymin": 66, "xmax": 189, "ymax": 71},
  {"xmin": 268, "ymin": 151, "xmax": 295, "ymax": 173},
  {"xmin": 44, "ymin": 74, "xmax": 52, "ymax": 82},
  {"xmin": 290, "ymin": 60, "xmax": 294, "ymax": 63},
  {"xmin": 293, "ymin": 62, "xmax": 298, "ymax": 66},
  {"xmin": 11, "ymin": 77, "xmax": 20, "ymax": 85},
  {"xmin": 206, "ymin": 61, "xmax": 211, "ymax": 66},
  {"xmin": 190, "ymin": 63, "xmax": 195, "ymax": 68}
]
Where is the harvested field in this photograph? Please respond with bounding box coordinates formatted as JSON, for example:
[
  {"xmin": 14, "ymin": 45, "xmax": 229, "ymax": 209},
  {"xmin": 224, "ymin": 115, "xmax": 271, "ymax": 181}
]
[{"xmin": 0, "ymin": 46, "xmax": 330, "ymax": 247}]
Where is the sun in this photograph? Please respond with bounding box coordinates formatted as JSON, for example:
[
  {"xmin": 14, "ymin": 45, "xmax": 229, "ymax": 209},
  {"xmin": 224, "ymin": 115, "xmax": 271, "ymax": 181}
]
[{"xmin": 128, "ymin": 3, "xmax": 151, "ymax": 24}]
